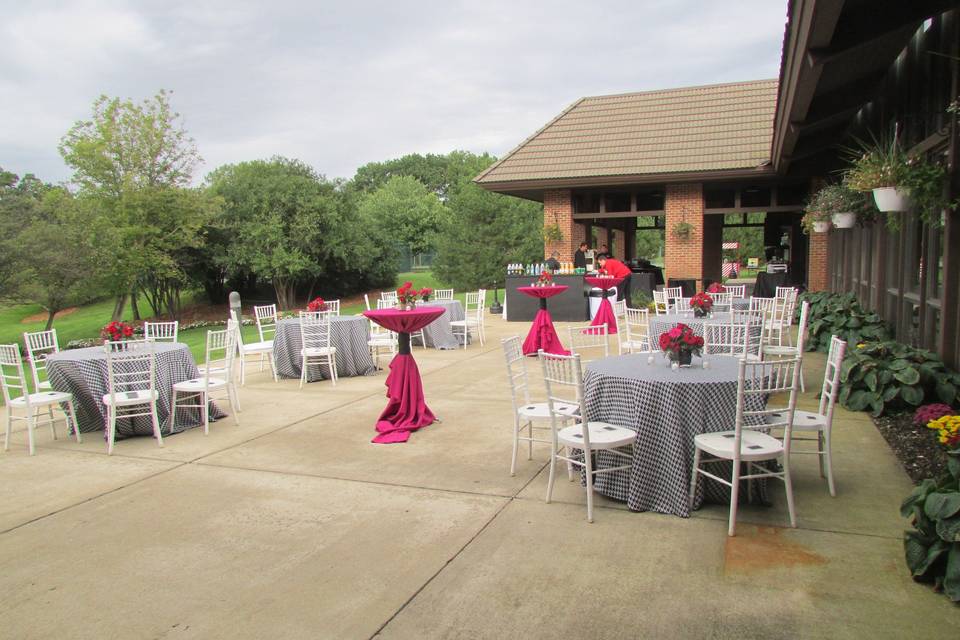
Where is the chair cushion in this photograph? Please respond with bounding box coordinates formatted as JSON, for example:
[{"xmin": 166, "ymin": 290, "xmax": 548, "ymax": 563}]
[
  {"xmin": 173, "ymin": 377, "xmax": 228, "ymax": 392},
  {"xmin": 694, "ymin": 429, "xmax": 783, "ymax": 461},
  {"xmin": 302, "ymin": 347, "xmax": 336, "ymax": 356},
  {"xmin": 762, "ymin": 345, "xmax": 800, "ymax": 357},
  {"xmin": 102, "ymin": 389, "xmax": 159, "ymax": 406},
  {"xmin": 767, "ymin": 409, "xmax": 826, "ymax": 431},
  {"xmin": 558, "ymin": 421, "xmax": 635, "ymax": 449},
  {"xmin": 38, "ymin": 380, "xmax": 53, "ymax": 390},
  {"xmin": 241, "ymin": 341, "xmax": 274, "ymax": 353},
  {"xmin": 517, "ymin": 401, "xmax": 578, "ymax": 420},
  {"xmin": 9, "ymin": 390, "xmax": 72, "ymax": 407}
]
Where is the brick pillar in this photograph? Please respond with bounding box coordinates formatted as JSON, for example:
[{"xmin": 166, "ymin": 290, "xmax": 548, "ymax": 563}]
[
  {"xmin": 664, "ymin": 183, "xmax": 705, "ymax": 288},
  {"xmin": 807, "ymin": 230, "xmax": 829, "ymax": 291},
  {"xmin": 613, "ymin": 229, "xmax": 626, "ymax": 259},
  {"xmin": 543, "ymin": 189, "xmax": 583, "ymax": 261}
]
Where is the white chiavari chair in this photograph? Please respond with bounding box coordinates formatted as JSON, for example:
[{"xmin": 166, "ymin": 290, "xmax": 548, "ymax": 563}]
[
  {"xmin": 689, "ymin": 357, "xmax": 801, "ymax": 536},
  {"xmin": 143, "ymin": 321, "xmax": 179, "ymax": 343},
  {"xmin": 450, "ymin": 290, "xmax": 485, "ymax": 348},
  {"xmin": 102, "ymin": 340, "xmax": 161, "ymax": 455},
  {"xmin": 750, "ymin": 297, "xmax": 786, "ymax": 347},
  {"xmin": 501, "ymin": 336, "xmax": 577, "ymax": 476},
  {"xmin": 763, "ymin": 300, "xmax": 810, "ymax": 391},
  {"xmin": 723, "ymin": 284, "xmax": 746, "ymax": 298},
  {"xmin": 539, "ymin": 350, "xmax": 635, "ymax": 522},
  {"xmin": 381, "ymin": 291, "xmax": 398, "ymax": 304},
  {"xmin": 433, "ymin": 289, "xmax": 454, "ymax": 301},
  {"xmin": 567, "ymin": 323, "xmax": 609, "ymax": 360},
  {"xmin": 171, "ymin": 327, "xmax": 240, "ymax": 435},
  {"xmin": 325, "ymin": 299, "xmax": 341, "ymax": 315},
  {"xmin": 768, "ymin": 335, "xmax": 846, "ymax": 496},
  {"xmin": 254, "ymin": 304, "xmax": 279, "ymax": 343},
  {"xmin": 620, "ymin": 308, "xmax": 652, "ymax": 354},
  {"xmin": 23, "ymin": 329, "xmax": 60, "ymax": 391},
  {"xmin": 1, "ymin": 343, "xmax": 79, "ymax": 455},
  {"xmin": 231, "ymin": 309, "xmax": 278, "ymax": 386},
  {"xmin": 299, "ymin": 311, "xmax": 337, "ymax": 388},
  {"xmin": 652, "ymin": 290, "xmax": 670, "ymax": 315},
  {"xmin": 710, "ymin": 291, "xmax": 734, "ymax": 311}
]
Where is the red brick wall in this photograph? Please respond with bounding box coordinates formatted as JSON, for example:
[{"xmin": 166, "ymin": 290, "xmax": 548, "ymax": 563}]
[
  {"xmin": 664, "ymin": 183, "xmax": 705, "ymax": 288},
  {"xmin": 613, "ymin": 229, "xmax": 626, "ymax": 259},
  {"xmin": 807, "ymin": 230, "xmax": 829, "ymax": 292},
  {"xmin": 543, "ymin": 189, "xmax": 585, "ymax": 261}
]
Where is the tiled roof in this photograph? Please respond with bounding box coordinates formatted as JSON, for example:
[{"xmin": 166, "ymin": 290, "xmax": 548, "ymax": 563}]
[{"xmin": 475, "ymin": 79, "xmax": 778, "ymax": 184}]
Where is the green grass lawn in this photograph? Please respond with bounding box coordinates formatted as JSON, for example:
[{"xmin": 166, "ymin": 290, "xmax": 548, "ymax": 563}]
[{"xmin": 0, "ymin": 271, "xmax": 500, "ymax": 385}]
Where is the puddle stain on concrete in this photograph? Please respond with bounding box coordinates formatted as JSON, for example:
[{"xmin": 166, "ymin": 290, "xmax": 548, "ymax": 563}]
[{"xmin": 724, "ymin": 525, "xmax": 827, "ymax": 574}]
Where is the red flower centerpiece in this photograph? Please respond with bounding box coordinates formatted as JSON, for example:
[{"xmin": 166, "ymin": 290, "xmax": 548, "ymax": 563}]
[
  {"xmin": 707, "ymin": 282, "xmax": 725, "ymax": 294},
  {"xmin": 536, "ymin": 269, "xmax": 554, "ymax": 287},
  {"xmin": 307, "ymin": 296, "xmax": 327, "ymax": 312},
  {"xmin": 658, "ymin": 323, "xmax": 703, "ymax": 366},
  {"xmin": 689, "ymin": 292, "xmax": 714, "ymax": 318},
  {"xmin": 101, "ymin": 320, "xmax": 135, "ymax": 343},
  {"xmin": 419, "ymin": 287, "xmax": 433, "ymax": 302},
  {"xmin": 396, "ymin": 282, "xmax": 419, "ymax": 310}
]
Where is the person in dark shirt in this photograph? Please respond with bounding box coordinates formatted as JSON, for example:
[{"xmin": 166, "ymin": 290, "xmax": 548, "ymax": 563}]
[
  {"xmin": 599, "ymin": 243, "xmax": 610, "ymax": 258},
  {"xmin": 545, "ymin": 251, "xmax": 561, "ymax": 271},
  {"xmin": 573, "ymin": 242, "xmax": 588, "ymax": 270},
  {"xmin": 597, "ymin": 255, "xmax": 632, "ymax": 301}
]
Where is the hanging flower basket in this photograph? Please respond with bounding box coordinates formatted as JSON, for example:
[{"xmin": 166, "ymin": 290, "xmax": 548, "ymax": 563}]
[
  {"xmin": 831, "ymin": 212, "xmax": 857, "ymax": 229},
  {"xmin": 812, "ymin": 221, "xmax": 831, "ymax": 233},
  {"xmin": 872, "ymin": 186, "xmax": 911, "ymax": 212}
]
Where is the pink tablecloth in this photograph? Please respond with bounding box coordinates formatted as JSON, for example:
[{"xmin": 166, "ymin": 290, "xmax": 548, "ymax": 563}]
[
  {"xmin": 585, "ymin": 276, "xmax": 624, "ymax": 335},
  {"xmin": 362, "ymin": 307, "xmax": 445, "ymax": 443},
  {"xmin": 517, "ymin": 286, "xmax": 570, "ymax": 356}
]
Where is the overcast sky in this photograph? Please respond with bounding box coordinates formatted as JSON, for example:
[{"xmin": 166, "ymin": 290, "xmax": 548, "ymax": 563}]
[{"xmin": 1, "ymin": 0, "xmax": 787, "ymax": 184}]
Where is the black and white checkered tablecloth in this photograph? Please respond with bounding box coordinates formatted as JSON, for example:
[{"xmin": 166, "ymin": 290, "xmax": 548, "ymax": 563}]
[
  {"xmin": 581, "ymin": 354, "xmax": 769, "ymax": 516},
  {"xmin": 412, "ymin": 300, "xmax": 467, "ymax": 349},
  {"xmin": 46, "ymin": 343, "xmax": 222, "ymax": 437},
  {"xmin": 273, "ymin": 316, "xmax": 377, "ymax": 382},
  {"xmin": 649, "ymin": 313, "xmax": 733, "ymax": 341}
]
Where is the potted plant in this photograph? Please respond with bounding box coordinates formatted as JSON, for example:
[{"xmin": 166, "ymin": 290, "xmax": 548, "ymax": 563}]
[
  {"xmin": 306, "ymin": 296, "xmax": 327, "ymax": 312},
  {"xmin": 805, "ymin": 183, "xmax": 867, "ymax": 230},
  {"xmin": 672, "ymin": 221, "xmax": 694, "ymax": 239},
  {"xmin": 801, "ymin": 210, "xmax": 832, "ymax": 233},
  {"xmin": 101, "ymin": 321, "xmax": 136, "ymax": 343},
  {"xmin": 844, "ymin": 137, "xmax": 912, "ymax": 212}
]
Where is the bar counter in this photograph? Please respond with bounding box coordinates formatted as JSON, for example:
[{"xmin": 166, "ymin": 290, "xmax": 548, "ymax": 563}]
[{"xmin": 505, "ymin": 275, "xmax": 590, "ymax": 322}]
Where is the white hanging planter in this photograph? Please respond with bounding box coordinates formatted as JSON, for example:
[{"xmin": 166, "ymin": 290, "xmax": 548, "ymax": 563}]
[
  {"xmin": 812, "ymin": 221, "xmax": 831, "ymax": 233},
  {"xmin": 831, "ymin": 212, "xmax": 856, "ymax": 229},
  {"xmin": 872, "ymin": 186, "xmax": 911, "ymax": 212}
]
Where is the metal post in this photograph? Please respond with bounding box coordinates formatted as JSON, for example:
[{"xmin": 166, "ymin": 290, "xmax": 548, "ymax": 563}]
[
  {"xmin": 228, "ymin": 291, "xmax": 242, "ymax": 323},
  {"xmin": 490, "ymin": 280, "xmax": 503, "ymax": 314}
]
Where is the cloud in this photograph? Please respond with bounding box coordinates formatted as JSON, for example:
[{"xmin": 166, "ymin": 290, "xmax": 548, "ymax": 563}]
[{"xmin": 0, "ymin": 0, "xmax": 787, "ymax": 184}]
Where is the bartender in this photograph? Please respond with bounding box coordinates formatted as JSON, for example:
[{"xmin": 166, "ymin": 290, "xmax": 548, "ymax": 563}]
[
  {"xmin": 573, "ymin": 242, "xmax": 588, "ymax": 270},
  {"xmin": 596, "ymin": 254, "xmax": 631, "ymax": 301}
]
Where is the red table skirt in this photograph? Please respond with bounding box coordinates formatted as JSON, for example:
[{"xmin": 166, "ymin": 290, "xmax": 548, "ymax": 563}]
[
  {"xmin": 522, "ymin": 310, "xmax": 570, "ymax": 356},
  {"xmin": 373, "ymin": 354, "xmax": 436, "ymax": 443}
]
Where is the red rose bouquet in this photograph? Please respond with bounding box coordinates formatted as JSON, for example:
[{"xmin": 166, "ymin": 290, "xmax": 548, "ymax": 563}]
[
  {"xmin": 101, "ymin": 320, "xmax": 135, "ymax": 343},
  {"xmin": 536, "ymin": 270, "xmax": 553, "ymax": 286},
  {"xmin": 419, "ymin": 287, "xmax": 433, "ymax": 302},
  {"xmin": 397, "ymin": 281, "xmax": 418, "ymax": 307},
  {"xmin": 689, "ymin": 292, "xmax": 714, "ymax": 318},
  {"xmin": 707, "ymin": 282, "xmax": 725, "ymax": 294},
  {"xmin": 307, "ymin": 297, "xmax": 327, "ymax": 312},
  {"xmin": 658, "ymin": 323, "xmax": 703, "ymax": 365}
]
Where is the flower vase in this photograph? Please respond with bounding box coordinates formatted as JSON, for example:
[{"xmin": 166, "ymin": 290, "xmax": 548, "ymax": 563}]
[
  {"xmin": 693, "ymin": 308, "xmax": 707, "ymax": 319},
  {"xmin": 679, "ymin": 351, "xmax": 692, "ymax": 366}
]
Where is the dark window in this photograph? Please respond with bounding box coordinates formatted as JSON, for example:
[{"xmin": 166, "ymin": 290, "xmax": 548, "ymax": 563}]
[
  {"xmin": 603, "ymin": 191, "xmax": 631, "ymax": 213},
  {"xmin": 704, "ymin": 187, "xmax": 735, "ymax": 209},
  {"xmin": 572, "ymin": 192, "xmax": 601, "ymax": 215}
]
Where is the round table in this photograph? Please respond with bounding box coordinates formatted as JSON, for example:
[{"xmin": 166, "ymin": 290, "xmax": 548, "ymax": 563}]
[
  {"xmin": 518, "ymin": 285, "xmax": 570, "ymax": 356},
  {"xmin": 585, "ymin": 276, "xmax": 623, "ymax": 334},
  {"xmin": 362, "ymin": 307, "xmax": 445, "ymax": 444},
  {"xmin": 581, "ymin": 354, "xmax": 768, "ymax": 516},
  {"xmin": 649, "ymin": 312, "xmax": 732, "ymax": 341},
  {"xmin": 414, "ymin": 300, "xmax": 465, "ymax": 349},
  {"xmin": 46, "ymin": 342, "xmax": 222, "ymax": 437},
  {"xmin": 273, "ymin": 316, "xmax": 376, "ymax": 382}
]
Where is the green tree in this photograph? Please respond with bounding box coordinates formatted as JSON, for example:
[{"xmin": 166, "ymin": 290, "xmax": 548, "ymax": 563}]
[
  {"xmin": 58, "ymin": 89, "xmax": 204, "ymax": 319},
  {"xmin": 433, "ymin": 183, "xmax": 543, "ymax": 290},
  {"xmin": 358, "ymin": 176, "xmax": 445, "ymax": 254},
  {"xmin": 351, "ymin": 151, "xmax": 496, "ymax": 201},
  {"xmin": 207, "ymin": 157, "xmax": 348, "ymax": 309},
  {"xmin": 0, "ymin": 174, "xmax": 103, "ymax": 329}
]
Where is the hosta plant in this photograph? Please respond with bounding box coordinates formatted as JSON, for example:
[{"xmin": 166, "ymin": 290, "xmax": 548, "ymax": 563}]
[
  {"xmin": 799, "ymin": 291, "xmax": 889, "ymax": 353},
  {"xmin": 900, "ymin": 451, "xmax": 960, "ymax": 602},
  {"xmin": 840, "ymin": 341, "xmax": 960, "ymax": 417}
]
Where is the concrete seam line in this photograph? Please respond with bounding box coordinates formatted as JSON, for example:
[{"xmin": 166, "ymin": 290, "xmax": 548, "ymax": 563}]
[{"xmin": 368, "ymin": 458, "xmax": 546, "ymax": 638}]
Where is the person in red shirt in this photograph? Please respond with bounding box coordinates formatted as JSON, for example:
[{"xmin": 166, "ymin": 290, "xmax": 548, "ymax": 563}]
[{"xmin": 596, "ymin": 255, "xmax": 632, "ymax": 301}]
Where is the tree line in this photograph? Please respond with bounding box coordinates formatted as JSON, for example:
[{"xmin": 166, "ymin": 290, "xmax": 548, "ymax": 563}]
[{"xmin": 0, "ymin": 90, "xmax": 544, "ymax": 329}]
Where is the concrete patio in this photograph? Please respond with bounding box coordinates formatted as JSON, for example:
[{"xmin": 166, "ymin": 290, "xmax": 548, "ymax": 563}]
[{"xmin": 1, "ymin": 314, "xmax": 955, "ymax": 639}]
